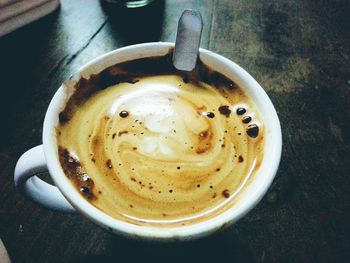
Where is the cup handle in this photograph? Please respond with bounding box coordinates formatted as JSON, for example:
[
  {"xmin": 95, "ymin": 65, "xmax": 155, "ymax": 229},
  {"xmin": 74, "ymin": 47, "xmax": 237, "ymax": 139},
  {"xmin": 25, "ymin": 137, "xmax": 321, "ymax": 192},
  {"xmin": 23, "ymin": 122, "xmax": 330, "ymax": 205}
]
[{"xmin": 14, "ymin": 145, "xmax": 75, "ymax": 213}]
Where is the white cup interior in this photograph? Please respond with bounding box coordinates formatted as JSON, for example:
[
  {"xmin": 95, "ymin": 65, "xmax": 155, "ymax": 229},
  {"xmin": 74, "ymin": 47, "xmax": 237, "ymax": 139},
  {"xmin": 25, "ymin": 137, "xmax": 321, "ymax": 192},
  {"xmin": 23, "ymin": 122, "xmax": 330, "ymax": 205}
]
[{"xmin": 43, "ymin": 42, "xmax": 282, "ymax": 240}]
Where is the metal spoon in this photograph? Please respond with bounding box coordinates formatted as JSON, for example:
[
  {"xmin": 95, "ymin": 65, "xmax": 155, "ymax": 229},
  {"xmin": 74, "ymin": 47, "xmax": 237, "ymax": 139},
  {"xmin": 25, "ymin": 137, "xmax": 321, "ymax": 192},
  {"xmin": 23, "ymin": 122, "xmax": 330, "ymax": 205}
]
[{"xmin": 173, "ymin": 10, "xmax": 203, "ymax": 72}]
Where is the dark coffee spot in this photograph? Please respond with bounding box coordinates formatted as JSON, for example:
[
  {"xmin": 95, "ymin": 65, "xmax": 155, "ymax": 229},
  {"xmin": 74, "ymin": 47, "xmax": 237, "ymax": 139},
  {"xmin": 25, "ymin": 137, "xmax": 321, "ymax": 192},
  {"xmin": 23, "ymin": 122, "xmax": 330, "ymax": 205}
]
[
  {"xmin": 91, "ymin": 158, "xmax": 96, "ymax": 163},
  {"xmin": 177, "ymin": 166, "xmax": 181, "ymax": 170},
  {"xmin": 212, "ymin": 193, "xmax": 217, "ymax": 199},
  {"xmin": 222, "ymin": 189, "xmax": 230, "ymax": 198},
  {"xmin": 67, "ymin": 156, "xmax": 75, "ymax": 163},
  {"xmin": 98, "ymin": 190, "xmax": 102, "ymax": 194},
  {"xmin": 106, "ymin": 159, "xmax": 113, "ymax": 169},
  {"xmin": 80, "ymin": 186, "xmax": 90, "ymax": 194},
  {"xmin": 131, "ymin": 177, "xmax": 136, "ymax": 182},
  {"xmin": 247, "ymin": 124, "xmax": 259, "ymax": 138},
  {"xmin": 216, "ymin": 168, "xmax": 221, "ymax": 172},
  {"xmin": 236, "ymin": 107, "xmax": 246, "ymax": 115},
  {"xmin": 129, "ymin": 204, "xmax": 134, "ymax": 208},
  {"xmin": 149, "ymin": 186, "xmax": 153, "ymax": 189},
  {"xmin": 199, "ymin": 130, "xmax": 209, "ymax": 138},
  {"xmin": 221, "ymin": 144, "xmax": 225, "ymax": 148},
  {"xmin": 58, "ymin": 112, "xmax": 69, "ymax": 124},
  {"xmin": 197, "ymin": 184, "xmax": 201, "ymax": 188},
  {"xmin": 118, "ymin": 131, "xmax": 128, "ymax": 136},
  {"xmin": 238, "ymin": 155, "xmax": 244, "ymax": 163},
  {"xmin": 112, "ymin": 133, "xmax": 117, "ymax": 139},
  {"xmin": 169, "ymin": 189, "xmax": 173, "ymax": 193},
  {"xmin": 228, "ymin": 82, "xmax": 237, "ymax": 90},
  {"xmin": 238, "ymin": 132, "xmax": 242, "ymax": 135},
  {"xmin": 210, "ymin": 185, "xmax": 213, "ymax": 189},
  {"xmin": 218, "ymin": 106, "xmax": 231, "ymax": 117},
  {"xmin": 133, "ymin": 147, "xmax": 137, "ymax": 150},
  {"xmin": 206, "ymin": 112, "xmax": 215, "ymax": 118},
  {"xmin": 119, "ymin": 111, "xmax": 129, "ymax": 118},
  {"xmin": 242, "ymin": 116, "xmax": 252, "ymax": 124}
]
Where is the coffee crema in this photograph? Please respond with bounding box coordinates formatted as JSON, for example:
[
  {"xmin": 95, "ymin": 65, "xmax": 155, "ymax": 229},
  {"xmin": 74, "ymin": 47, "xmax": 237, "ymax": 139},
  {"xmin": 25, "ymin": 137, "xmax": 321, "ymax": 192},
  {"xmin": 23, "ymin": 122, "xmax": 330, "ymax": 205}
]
[{"xmin": 56, "ymin": 51, "xmax": 264, "ymax": 226}]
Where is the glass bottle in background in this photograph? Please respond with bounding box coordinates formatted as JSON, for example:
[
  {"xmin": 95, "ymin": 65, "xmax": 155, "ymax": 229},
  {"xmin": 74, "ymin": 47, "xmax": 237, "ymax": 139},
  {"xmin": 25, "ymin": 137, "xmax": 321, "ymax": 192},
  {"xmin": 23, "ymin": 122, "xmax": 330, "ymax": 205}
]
[{"xmin": 104, "ymin": 0, "xmax": 156, "ymax": 8}]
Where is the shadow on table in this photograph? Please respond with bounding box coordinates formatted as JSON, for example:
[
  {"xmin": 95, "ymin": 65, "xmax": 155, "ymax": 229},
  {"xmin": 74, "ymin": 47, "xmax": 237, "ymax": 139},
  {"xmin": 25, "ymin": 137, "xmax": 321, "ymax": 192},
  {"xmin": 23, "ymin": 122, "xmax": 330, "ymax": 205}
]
[
  {"xmin": 0, "ymin": 8, "xmax": 60, "ymax": 149},
  {"xmin": 100, "ymin": 0, "xmax": 165, "ymax": 44},
  {"xmin": 71, "ymin": 229, "xmax": 252, "ymax": 263}
]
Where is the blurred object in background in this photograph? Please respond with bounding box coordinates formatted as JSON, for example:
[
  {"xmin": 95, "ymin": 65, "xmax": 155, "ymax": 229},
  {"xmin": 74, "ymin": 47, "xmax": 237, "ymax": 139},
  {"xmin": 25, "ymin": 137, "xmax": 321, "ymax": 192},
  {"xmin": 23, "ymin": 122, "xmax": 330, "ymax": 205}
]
[
  {"xmin": 101, "ymin": 0, "xmax": 165, "ymax": 44},
  {"xmin": 0, "ymin": 238, "xmax": 10, "ymax": 263},
  {"xmin": 0, "ymin": 0, "xmax": 60, "ymax": 37},
  {"xmin": 104, "ymin": 0, "xmax": 156, "ymax": 8}
]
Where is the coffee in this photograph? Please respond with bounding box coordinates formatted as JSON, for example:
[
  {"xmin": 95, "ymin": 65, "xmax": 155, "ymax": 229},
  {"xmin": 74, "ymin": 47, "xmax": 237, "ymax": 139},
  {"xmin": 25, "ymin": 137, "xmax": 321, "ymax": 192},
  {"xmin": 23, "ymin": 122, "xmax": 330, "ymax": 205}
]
[{"xmin": 56, "ymin": 50, "xmax": 264, "ymax": 226}]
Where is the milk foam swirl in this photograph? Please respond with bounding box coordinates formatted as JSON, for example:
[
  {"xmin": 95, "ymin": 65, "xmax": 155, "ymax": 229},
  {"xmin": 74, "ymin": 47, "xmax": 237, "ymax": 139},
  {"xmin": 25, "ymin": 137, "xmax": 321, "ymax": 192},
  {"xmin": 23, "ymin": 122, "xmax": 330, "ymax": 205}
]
[{"xmin": 57, "ymin": 72, "xmax": 264, "ymax": 225}]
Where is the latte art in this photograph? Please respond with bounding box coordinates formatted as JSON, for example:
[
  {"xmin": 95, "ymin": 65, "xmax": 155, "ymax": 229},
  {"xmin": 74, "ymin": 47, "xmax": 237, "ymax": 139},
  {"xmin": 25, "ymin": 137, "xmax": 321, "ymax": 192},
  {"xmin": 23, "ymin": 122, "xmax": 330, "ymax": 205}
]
[{"xmin": 57, "ymin": 54, "xmax": 264, "ymax": 226}]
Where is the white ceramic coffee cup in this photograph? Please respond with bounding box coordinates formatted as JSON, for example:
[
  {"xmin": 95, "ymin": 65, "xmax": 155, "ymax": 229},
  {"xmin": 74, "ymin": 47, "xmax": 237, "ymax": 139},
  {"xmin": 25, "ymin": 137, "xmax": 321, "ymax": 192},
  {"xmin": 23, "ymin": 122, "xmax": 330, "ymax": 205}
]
[{"xmin": 14, "ymin": 42, "xmax": 282, "ymax": 240}]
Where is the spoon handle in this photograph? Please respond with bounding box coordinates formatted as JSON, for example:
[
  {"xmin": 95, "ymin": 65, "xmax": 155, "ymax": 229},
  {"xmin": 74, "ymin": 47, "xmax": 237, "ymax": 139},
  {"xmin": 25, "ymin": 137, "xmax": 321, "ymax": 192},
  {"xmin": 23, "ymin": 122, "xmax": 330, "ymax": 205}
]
[{"xmin": 173, "ymin": 10, "xmax": 203, "ymax": 72}]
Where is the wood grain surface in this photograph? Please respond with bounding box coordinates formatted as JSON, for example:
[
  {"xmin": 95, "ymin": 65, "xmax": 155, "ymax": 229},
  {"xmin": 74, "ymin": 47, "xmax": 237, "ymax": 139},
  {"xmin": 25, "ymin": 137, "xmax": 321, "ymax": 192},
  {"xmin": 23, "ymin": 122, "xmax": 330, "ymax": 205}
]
[{"xmin": 0, "ymin": 0, "xmax": 349, "ymax": 262}]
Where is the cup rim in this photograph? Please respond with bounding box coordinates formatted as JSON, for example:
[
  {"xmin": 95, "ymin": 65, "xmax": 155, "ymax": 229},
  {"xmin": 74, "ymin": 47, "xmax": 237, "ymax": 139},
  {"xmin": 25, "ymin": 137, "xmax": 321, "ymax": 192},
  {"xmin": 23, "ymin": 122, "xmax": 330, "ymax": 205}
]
[{"xmin": 43, "ymin": 42, "xmax": 282, "ymax": 240}]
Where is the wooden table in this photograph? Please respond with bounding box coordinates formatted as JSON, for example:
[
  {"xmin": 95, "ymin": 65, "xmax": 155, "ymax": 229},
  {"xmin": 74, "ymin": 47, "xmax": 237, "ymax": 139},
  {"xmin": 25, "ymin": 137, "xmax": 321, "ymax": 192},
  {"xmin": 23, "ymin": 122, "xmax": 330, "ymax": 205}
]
[{"xmin": 0, "ymin": 0, "xmax": 349, "ymax": 262}]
